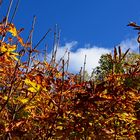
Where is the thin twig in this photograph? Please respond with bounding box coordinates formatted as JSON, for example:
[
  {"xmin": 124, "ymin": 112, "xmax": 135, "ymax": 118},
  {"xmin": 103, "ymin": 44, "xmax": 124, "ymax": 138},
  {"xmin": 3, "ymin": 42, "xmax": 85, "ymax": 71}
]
[
  {"xmin": 5, "ymin": 0, "xmax": 13, "ymax": 25},
  {"xmin": 66, "ymin": 52, "xmax": 70, "ymax": 72},
  {"xmin": 47, "ymin": 48, "xmax": 68, "ymax": 77},
  {"xmin": 50, "ymin": 25, "xmax": 57, "ymax": 65},
  {"xmin": 25, "ymin": 15, "xmax": 36, "ymax": 48},
  {"xmin": 30, "ymin": 16, "xmax": 36, "ymax": 48},
  {"xmin": 44, "ymin": 44, "xmax": 48, "ymax": 62},
  {"xmin": 33, "ymin": 28, "xmax": 51, "ymax": 50},
  {"xmin": 118, "ymin": 46, "xmax": 122, "ymax": 62},
  {"xmin": 83, "ymin": 55, "xmax": 87, "ymax": 82},
  {"xmin": 2, "ymin": 0, "xmax": 13, "ymax": 42},
  {"xmin": 61, "ymin": 59, "xmax": 65, "ymax": 94},
  {"xmin": 26, "ymin": 16, "xmax": 37, "ymax": 73},
  {"xmin": 10, "ymin": 0, "xmax": 20, "ymax": 23},
  {"xmin": 53, "ymin": 26, "xmax": 60, "ymax": 65},
  {"xmin": 121, "ymin": 48, "xmax": 130, "ymax": 62},
  {"xmin": 57, "ymin": 48, "xmax": 68, "ymax": 67},
  {"xmin": 79, "ymin": 67, "xmax": 83, "ymax": 83}
]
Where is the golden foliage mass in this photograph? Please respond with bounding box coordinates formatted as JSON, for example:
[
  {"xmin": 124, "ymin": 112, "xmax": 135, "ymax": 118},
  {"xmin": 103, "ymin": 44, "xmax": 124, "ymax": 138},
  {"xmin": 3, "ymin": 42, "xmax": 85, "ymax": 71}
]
[{"xmin": 0, "ymin": 19, "xmax": 140, "ymax": 140}]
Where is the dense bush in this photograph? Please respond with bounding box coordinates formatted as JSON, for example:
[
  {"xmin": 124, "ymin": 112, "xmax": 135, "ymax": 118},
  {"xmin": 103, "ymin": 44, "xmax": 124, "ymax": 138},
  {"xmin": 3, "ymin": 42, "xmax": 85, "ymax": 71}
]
[{"xmin": 0, "ymin": 3, "xmax": 140, "ymax": 140}]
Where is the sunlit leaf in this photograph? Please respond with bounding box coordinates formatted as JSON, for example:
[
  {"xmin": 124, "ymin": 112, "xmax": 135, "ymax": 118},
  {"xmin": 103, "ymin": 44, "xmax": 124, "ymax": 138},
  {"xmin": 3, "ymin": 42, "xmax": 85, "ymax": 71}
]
[
  {"xmin": 0, "ymin": 43, "xmax": 16, "ymax": 52},
  {"xmin": 56, "ymin": 126, "xmax": 63, "ymax": 130},
  {"xmin": 3, "ymin": 96, "xmax": 8, "ymax": 100},
  {"xmin": 8, "ymin": 23, "xmax": 17, "ymax": 37},
  {"xmin": 28, "ymin": 87, "xmax": 39, "ymax": 92},
  {"xmin": 24, "ymin": 78, "xmax": 41, "ymax": 92},
  {"xmin": 17, "ymin": 97, "xmax": 29, "ymax": 104}
]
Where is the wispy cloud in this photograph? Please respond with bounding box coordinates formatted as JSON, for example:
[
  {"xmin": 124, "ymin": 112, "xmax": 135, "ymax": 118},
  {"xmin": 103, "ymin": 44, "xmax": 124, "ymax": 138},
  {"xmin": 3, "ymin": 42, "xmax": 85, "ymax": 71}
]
[
  {"xmin": 48, "ymin": 41, "xmax": 110, "ymax": 74},
  {"xmin": 46, "ymin": 37, "xmax": 138, "ymax": 75},
  {"xmin": 119, "ymin": 37, "xmax": 139, "ymax": 52}
]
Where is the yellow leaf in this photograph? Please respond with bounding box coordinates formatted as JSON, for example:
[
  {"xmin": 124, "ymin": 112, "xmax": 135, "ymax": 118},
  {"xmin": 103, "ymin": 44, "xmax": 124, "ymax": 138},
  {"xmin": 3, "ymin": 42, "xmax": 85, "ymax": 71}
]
[
  {"xmin": 17, "ymin": 97, "xmax": 28, "ymax": 104},
  {"xmin": 28, "ymin": 87, "xmax": 38, "ymax": 92},
  {"xmin": 20, "ymin": 98, "xmax": 28, "ymax": 104},
  {"xmin": 24, "ymin": 78, "xmax": 41, "ymax": 92},
  {"xmin": 56, "ymin": 126, "xmax": 63, "ymax": 130},
  {"xmin": 3, "ymin": 96, "xmax": 8, "ymax": 100},
  {"xmin": 42, "ymin": 87, "xmax": 47, "ymax": 92},
  {"xmin": 10, "ymin": 52, "xmax": 19, "ymax": 61},
  {"xmin": 8, "ymin": 23, "xmax": 17, "ymax": 37},
  {"xmin": 49, "ymin": 102, "xmax": 54, "ymax": 109},
  {"xmin": 55, "ymin": 72, "xmax": 62, "ymax": 78},
  {"xmin": 24, "ymin": 78, "xmax": 31, "ymax": 85},
  {"xmin": 118, "ymin": 113, "xmax": 137, "ymax": 122},
  {"xmin": 24, "ymin": 78, "xmax": 35, "ymax": 86},
  {"xmin": 25, "ymin": 105, "xmax": 35, "ymax": 110},
  {"xmin": 89, "ymin": 122, "xmax": 93, "ymax": 126},
  {"xmin": 0, "ymin": 43, "xmax": 18, "ymax": 61},
  {"xmin": 8, "ymin": 45, "xmax": 17, "ymax": 52},
  {"xmin": 121, "ymin": 113, "xmax": 129, "ymax": 119},
  {"xmin": 0, "ymin": 45, "xmax": 7, "ymax": 52},
  {"xmin": 0, "ymin": 43, "xmax": 17, "ymax": 53},
  {"xmin": 77, "ymin": 113, "xmax": 82, "ymax": 117}
]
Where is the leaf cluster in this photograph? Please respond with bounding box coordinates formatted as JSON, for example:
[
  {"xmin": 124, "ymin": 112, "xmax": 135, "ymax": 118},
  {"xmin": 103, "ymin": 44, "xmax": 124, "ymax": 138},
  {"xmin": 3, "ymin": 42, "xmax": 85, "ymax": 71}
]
[{"xmin": 0, "ymin": 18, "xmax": 140, "ymax": 140}]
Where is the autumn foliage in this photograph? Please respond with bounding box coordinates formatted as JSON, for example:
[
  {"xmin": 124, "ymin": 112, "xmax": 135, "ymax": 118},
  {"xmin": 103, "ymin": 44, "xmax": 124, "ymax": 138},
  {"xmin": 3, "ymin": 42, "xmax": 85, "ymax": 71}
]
[{"xmin": 0, "ymin": 10, "xmax": 140, "ymax": 140}]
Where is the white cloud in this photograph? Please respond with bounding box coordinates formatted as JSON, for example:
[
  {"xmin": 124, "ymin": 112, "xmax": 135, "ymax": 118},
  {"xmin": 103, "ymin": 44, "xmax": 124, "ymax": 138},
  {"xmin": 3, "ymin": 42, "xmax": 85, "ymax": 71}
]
[
  {"xmin": 48, "ymin": 41, "xmax": 110, "ymax": 74},
  {"xmin": 118, "ymin": 37, "xmax": 139, "ymax": 52},
  {"xmin": 46, "ymin": 37, "xmax": 139, "ymax": 75},
  {"xmin": 69, "ymin": 46, "xmax": 110, "ymax": 74}
]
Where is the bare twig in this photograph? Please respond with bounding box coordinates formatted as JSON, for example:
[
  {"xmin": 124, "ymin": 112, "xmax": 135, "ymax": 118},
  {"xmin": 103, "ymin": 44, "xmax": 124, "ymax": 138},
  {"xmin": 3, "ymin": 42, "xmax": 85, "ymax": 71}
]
[
  {"xmin": 50, "ymin": 25, "xmax": 60, "ymax": 66},
  {"xmin": 26, "ymin": 16, "xmax": 37, "ymax": 73},
  {"xmin": 33, "ymin": 28, "xmax": 51, "ymax": 50},
  {"xmin": 10, "ymin": 0, "xmax": 20, "ymax": 23},
  {"xmin": 53, "ymin": 26, "xmax": 60, "ymax": 65},
  {"xmin": 121, "ymin": 48, "xmax": 130, "ymax": 62},
  {"xmin": 61, "ymin": 59, "xmax": 65, "ymax": 94},
  {"xmin": 79, "ymin": 67, "xmax": 83, "ymax": 83},
  {"xmin": 51, "ymin": 25, "xmax": 57, "ymax": 65},
  {"xmin": 83, "ymin": 55, "xmax": 87, "ymax": 82},
  {"xmin": 44, "ymin": 44, "xmax": 48, "ymax": 62},
  {"xmin": 118, "ymin": 46, "xmax": 122, "ymax": 62},
  {"xmin": 1, "ymin": 0, "xmax": 13, "ymax": 42},
  {"xmin": 66, "ymin": 52, "xmax": 70, "ymax": 72}
]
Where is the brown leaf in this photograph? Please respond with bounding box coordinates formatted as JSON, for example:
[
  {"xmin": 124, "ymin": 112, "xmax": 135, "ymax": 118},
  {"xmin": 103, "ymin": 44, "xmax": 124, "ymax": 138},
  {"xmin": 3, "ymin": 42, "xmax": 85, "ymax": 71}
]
[{"xmin": 127, "ymin": 22, "xmax": 138, "ymax": 27}]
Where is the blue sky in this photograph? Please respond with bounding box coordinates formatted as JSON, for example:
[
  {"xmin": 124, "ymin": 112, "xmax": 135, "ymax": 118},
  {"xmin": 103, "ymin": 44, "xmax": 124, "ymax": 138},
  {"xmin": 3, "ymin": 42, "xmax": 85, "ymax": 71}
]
[{"xmin": 0, "ymin": 0, "xmax": 139, "ymax": 73}]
